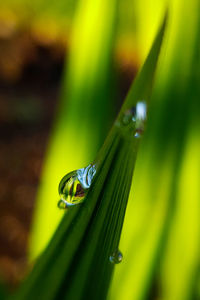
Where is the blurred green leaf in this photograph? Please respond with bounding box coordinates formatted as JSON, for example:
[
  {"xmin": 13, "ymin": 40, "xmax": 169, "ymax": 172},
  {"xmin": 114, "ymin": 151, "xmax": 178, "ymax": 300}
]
[
  {"xmin": 134, "ymin": 0, "xmax": 167, "ymax": 62},
  {"xmin": 109, "ymin": 1, "xmax": 200, "ymax": 299},
  {"xmin": 29, "ymin": 0, "xmax": 118, "ymax": 260},
  {"xmin": 0, "ymin": 281, "xmax": 7, "ymax": 300},
  {"xmin": 11, "ymin": 17, "xmax": 166, "ymax": 300}
]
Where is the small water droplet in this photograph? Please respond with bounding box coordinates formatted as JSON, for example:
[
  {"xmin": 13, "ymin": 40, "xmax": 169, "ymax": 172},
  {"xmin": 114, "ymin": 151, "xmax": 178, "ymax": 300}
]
[
  {"xmin": 134, "ymin": 101, "xmax": 147, "ymax": 138},
  {"xmin": 57, "ymin": 199, "xmax": 68, "ymax": 209},
  {"xmin": 121, "ymin": 101, "xmax": 147, "ymax": 138},
  {"xmin": 134, "ymin": 131, "xmax": 140, "ymax": 138},
  {"xmin": 58, "ymin": 164, "xmax": 96, "ymax": 208},
  {"xmin": 122, "ymin": 107, "xmax": 136, "ymax": 125},
  {"xmin": 136, "ymin": 101, "xmax": 147, "ymax": 120},
  {"xmin": 109, "ymin": 250, "xmax": 123, "ymax": 264}
]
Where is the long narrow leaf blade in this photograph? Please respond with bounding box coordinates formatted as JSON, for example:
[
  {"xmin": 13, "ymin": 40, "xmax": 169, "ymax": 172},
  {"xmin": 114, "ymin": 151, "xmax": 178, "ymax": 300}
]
[{"xmin": 11, "ymin": 17, "xmax": 166, "ymax": 300}]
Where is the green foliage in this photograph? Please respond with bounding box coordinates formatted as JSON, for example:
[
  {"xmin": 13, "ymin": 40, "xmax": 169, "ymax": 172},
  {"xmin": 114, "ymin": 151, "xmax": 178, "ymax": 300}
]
[
  {"xmin": 0, "ymin": 281, "xmax": 7, "ymax": 300},
  {"xmin": 1, "ymin": 0, "xmax": 199, "ymax": 299},
  {"xmin": 29, "ymin": 0, "xmax": 118, "ymax": 260},
  {"xmin": 10, "ymin": 18, "xmax": 166, "ymax": 300},
  {"xmin": 110, "ymin": 1, "xmax": 200, "ymax": 299}
]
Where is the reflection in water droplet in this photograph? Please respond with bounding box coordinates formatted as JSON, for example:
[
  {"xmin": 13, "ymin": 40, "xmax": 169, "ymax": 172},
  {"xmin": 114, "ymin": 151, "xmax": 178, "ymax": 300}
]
[
  {"xmin": 58, "ymin": 164, "xmax": 96, "ymax": 209},
  {"xmin": 57, "ymin": 199, "xmax": 68, "ymax": 209},
  {"xmin": 109, "ymin": 250, "xmax": 123, "ymax": 264},
  {"xmin": 121, "ymin": 101, "xmax": 147, "ymax": 138}
]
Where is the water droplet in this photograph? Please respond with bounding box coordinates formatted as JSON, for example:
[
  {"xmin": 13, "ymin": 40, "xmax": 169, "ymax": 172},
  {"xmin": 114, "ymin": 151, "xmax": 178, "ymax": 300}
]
[
  {"xmin": 134, "ymin": 132, "xmax": 140, "ymax": 138},
  {"xmin": 109, "ymin": 250, "xmax": 123, "ymax": 264},
  {"xmin": 122, "ymin": 107, "xmax": 136, "ymax": 125},
  {"xmin": 58, "ymin": 164, "xmax": 96, "ymax": 209},
  {"xmin": 57, "ymin": 199, "xmax": 68, "ymax": 209},
  {"xmin": 136, "ymin": 101, "xmax": 147, "ymax": 120},
  {"xmin": 121, "ymin": 101, "xmax": 147, "ymax": 138}
]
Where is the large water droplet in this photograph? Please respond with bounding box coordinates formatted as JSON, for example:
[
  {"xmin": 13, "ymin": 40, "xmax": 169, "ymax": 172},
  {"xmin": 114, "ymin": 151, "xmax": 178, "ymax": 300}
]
[
  {"xmin": 109, "ymin": 250, "xmax": 123, "ymax": 264},
  {"xmin": 58, "ymin": 164, "xmax": 96, "ymax": 209},
  {"xmin": 121, "ymin": 101, "xmax": 147, "ymax": 138}
]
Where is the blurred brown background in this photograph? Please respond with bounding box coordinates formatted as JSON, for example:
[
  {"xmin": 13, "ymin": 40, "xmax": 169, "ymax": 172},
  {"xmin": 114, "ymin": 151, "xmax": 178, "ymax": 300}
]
[{"xmin": 0, "ymin": 21, "xmax": 66, "ymax": 287}]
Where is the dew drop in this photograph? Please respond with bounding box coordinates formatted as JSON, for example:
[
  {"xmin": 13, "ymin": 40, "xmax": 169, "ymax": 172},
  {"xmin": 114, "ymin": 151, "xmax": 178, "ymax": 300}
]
[
  {"xmin": 58, "ymin": 164, "xmax": 96, "ymax": 208},
  {"xmin": 57, "ymin": 199, "xmax": 68, "ymax": 209},
  {"xmin": 134, "ymin": 132, "xmax": 140, "ymax": 138},
  {"xmin": 136, "ymin": 101, "xmax": 147, "ymax": 120},
  {"xmin": 109, "ymin": 250, "xmax": 123, "ymax": 264},
  {"xmin": 134, "ymin": 101, "xmax": 147, "ymax": 138},
  {"xmin": 121, "ymin": 101, "xmax": 147, "ymax": 138},
  {"xmin": 122, "ymin": 107, "xmax": 136, "ymax": 125}
]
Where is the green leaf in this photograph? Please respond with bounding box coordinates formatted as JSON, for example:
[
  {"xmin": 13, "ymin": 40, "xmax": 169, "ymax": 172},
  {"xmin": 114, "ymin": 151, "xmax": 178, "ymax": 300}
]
[
  {"xmin": 11, "ymin": 16, "xmax": 166, "ymax": 300},
  {"xmin": 0, "ymin": 281, "xmax": 7, "ymax": 300},
  {"xmin": 29, "ymin": 0, "xmax": 118, "ymax": 260},
  {"xmin": 109, "ymin": 1, "xmax": 200, "ymax": 299}
]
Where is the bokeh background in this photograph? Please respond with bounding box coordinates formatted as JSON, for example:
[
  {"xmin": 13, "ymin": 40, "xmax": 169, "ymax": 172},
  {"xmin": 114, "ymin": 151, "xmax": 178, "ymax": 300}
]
[{"xmin": 0, "ymin": 12, "xmax": 65, "ymax": 286}]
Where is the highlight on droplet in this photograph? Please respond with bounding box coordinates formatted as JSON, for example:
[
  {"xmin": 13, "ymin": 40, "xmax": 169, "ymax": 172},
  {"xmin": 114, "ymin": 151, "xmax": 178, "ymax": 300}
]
[{"xmin": 109, "ymin": 249, "xmax": 123, "ymax": 264}]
